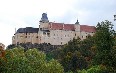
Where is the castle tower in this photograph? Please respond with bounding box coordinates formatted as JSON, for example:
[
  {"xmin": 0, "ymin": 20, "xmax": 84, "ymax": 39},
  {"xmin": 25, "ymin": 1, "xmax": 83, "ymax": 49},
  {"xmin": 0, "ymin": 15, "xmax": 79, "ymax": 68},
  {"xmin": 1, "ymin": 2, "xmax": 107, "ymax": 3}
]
[{"xmin": 39, "ymin": 13, "xmax": 49, "ymax": 30}]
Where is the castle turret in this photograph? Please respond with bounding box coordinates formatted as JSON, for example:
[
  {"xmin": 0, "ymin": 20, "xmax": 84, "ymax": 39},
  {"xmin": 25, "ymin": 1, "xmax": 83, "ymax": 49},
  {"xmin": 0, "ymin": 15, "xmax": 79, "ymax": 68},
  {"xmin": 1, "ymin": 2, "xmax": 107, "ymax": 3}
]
[
  {"xmin": 75, "ymin": 19, "xmax": 80, "ymax": 31},
  {"xmin": 74, "ymin": 19, "xmax": 80, "ymax": 39}
]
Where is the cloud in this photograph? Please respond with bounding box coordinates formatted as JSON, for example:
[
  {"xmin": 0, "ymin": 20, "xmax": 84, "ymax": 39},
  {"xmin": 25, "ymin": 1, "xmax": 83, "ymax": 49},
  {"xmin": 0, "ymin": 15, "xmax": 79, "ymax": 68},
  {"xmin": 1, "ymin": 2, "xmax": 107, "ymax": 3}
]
[
  {"xmin": 0, "ymin": 22, "xmax": 14, "ymax": 47},
  {"xmin": 70, "ymin": 0, "xmax": 116, "ymax": 25},
  {"xmin": 0, "ymin": 16, "xmax": 30, "ymax": 47}
]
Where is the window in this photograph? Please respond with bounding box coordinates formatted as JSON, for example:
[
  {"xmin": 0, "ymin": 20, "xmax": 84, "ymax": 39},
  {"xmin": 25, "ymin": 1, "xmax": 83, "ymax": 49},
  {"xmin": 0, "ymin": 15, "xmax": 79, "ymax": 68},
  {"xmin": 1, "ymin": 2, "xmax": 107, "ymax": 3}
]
[
  {"xmin": 20, "ymin": 36, "xmax": 23, "ymax": 38},
  {"xmin": 17, "ymin": 42, "xmax": 19, "ymax": 45},
  {"xmin": 82, "ymin": 36, "xmax": 83, "ymax": 38},
  {"xmin": 47, "ymin": 33, "xmax": 50, "ymax": 37},
  {"xmin": 25, "ymin": 36, "xmax": 27, "ymax": 38},
  {"xmin": 43, "ymin": 32, "xmax": 46, "ymax": 35},
  {"xmin": 61, "ymin": 42, "xmax": 62, "ymax": 44},
  {"xmin": 86, "ymin": 36, "xmax": 87, "ymax": 38},
  {"xmin": 36, "ymin": 36, "xmax": 38, "ymax": 38},
  {"xmin": 75, "ymin": 34, "xmax": 76, "ymax": 36},
  {"xmin": 40, "ymin": 28, "xmax": 42, "ymax": 30}
]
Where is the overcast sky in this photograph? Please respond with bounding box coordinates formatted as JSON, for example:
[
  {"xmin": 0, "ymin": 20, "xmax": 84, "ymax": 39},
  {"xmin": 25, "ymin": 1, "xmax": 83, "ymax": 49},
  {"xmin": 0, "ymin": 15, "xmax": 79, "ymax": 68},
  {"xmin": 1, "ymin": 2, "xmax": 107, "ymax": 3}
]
[{"xmin": 0, "ymin": 0, "xmax": 116, "ymax": 47}]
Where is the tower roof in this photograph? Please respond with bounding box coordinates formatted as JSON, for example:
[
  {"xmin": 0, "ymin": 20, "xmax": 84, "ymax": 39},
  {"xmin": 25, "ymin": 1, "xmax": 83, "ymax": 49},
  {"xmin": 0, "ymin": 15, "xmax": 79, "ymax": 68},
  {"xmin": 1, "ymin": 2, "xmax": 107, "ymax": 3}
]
[
  {"xmin": 40, "ymin": 13, "xmax": 49, "ymax": 23},
  {"xmin": 75, "ymin": 19, "xmax": 79, "ymax": 24}
]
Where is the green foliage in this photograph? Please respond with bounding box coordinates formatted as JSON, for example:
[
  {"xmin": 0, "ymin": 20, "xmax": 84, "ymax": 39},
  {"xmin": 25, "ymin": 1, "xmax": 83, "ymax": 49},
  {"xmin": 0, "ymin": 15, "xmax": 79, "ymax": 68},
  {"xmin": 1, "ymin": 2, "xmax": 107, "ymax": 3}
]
[
  {"xmin": 0, "ymin": 48, "xmax": 64, "ymax": 73},
  {"xmin": 93, "ymin": 20, "xmax": 114, "ymax": 64},
  {"xmin": 93, "ymin": 20, "xmax": 116, "ymax": 72},
  {"xmin": 65, "ymin": 71, "xmax": 73, "ymax": 73},
  {"xmin": 78, "ymin": 65, "xmax": 105, "ymax": 73},
  {"xmin": 52, "ymin": 38, "xmax": 93, "ymax": 72},
  {"xmin": 45, "ymin": 59, "xmax": 64, "ymax": 73},
  {"xmin": 46, "ymin": 52, "xmax": 54, "ymax": 61},
  {"xmin": 62, "ymin": 38, "xmax": 88, "ymax": 72},
  {"xmin": 95, "ymin": 20, "xmax": 114, "ymax": 52}
]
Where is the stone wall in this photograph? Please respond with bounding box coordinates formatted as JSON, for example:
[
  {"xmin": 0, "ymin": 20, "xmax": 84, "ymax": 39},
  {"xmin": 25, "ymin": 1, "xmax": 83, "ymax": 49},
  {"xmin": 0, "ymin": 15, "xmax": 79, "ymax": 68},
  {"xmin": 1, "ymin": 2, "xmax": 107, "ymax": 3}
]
[{"xmin": 7, "ymin": 43, "xmax": 63, "ymax": 53}]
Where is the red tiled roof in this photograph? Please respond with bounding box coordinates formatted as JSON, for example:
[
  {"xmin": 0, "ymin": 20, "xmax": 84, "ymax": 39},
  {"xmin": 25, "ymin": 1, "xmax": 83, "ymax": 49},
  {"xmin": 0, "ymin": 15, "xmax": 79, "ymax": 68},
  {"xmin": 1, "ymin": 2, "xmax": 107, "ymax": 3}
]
[
  {"xmin": 80, "ymin": 25, "xmax": 96, "ymax": 33},
  {"xmin": 64, "ymin": 24, "xmax": 75, "ymax": 30},
  {"xmin": 49, "ymin": 23, "xmax": 63, "ymax": 30},
  {"xmin": 49, "ymin": 23, "xmax": 75, "ymax": 31},
  {"xmin": 49, "ymin": 22, "xmax": 96, "ymax": 32}
]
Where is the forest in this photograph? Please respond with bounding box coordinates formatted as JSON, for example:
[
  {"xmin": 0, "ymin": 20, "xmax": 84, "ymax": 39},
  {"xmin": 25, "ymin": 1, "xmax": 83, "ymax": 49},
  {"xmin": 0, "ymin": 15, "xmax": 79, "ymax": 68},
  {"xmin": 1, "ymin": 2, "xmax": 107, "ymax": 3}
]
[{"xmin": 0, "ymin": 20, "xmax": 116, "ymax": 73}]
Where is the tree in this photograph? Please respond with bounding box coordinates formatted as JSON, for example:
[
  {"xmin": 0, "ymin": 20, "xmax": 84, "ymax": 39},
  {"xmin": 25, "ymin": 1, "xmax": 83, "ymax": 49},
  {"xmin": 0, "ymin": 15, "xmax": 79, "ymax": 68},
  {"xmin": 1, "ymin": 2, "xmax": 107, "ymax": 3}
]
[
  {"xmin": 0, "ymin": 48, "xmax": 64, "ymax": 73},
  {"xmin": 0, "ymin": 46, "xmax": 6, "ymax": 72},
  {"xmin": 93, "ymin": 20, "xmax": 116, "ymax": 72},
  {"xmin": 53, "ymin": 38, "xmax": 89, "ymax": 72}
]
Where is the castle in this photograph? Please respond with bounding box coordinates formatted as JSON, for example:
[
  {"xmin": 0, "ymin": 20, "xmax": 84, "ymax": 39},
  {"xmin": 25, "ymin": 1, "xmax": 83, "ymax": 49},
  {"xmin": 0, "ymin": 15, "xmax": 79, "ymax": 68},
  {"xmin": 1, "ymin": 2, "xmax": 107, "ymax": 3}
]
[{"xmin": 12, "ymin": 13, "xmax": 96, "ymax": 45}]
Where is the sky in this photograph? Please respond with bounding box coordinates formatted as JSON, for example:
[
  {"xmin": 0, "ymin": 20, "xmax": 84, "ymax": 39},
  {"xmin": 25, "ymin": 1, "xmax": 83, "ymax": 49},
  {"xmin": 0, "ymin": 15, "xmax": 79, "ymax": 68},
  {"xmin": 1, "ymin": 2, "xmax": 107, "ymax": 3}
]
[{"xmin": 0, "ymin": 0, "xmax": 116, "ymax": 47}]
